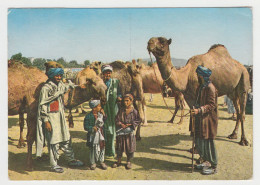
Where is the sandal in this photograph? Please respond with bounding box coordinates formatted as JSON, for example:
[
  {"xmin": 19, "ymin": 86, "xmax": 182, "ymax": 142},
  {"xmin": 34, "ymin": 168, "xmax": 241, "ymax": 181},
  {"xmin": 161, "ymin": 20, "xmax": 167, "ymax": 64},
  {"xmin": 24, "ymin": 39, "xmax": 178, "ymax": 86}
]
[
  {"xmin": 90, "ymin": 163, "xmax": 96, "ymax": 170},
  {"xmin": 126, "ymin": 162, "xmax": 132, "ymax": 170},
  {"xmin": 100, "ymin": 163, "xmax": 107, "ymax": 170},
  {"xmin": 112, "ymin": 162, "xmax": 121, "ymax": 168},
  {"xmin": 50, "ymin": 165, "xmax": 64, "ymax": 173}
]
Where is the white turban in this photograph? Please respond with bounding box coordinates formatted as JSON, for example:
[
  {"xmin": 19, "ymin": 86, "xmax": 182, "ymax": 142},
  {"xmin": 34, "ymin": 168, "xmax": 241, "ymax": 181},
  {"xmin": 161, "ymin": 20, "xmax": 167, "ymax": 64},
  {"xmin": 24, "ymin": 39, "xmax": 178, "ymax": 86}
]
[
  {"xmin": 89, "ymin": 100, "xmax": 100, "ymax": 109},
  {"xmin": 102, "ymin": 65, "xmax": 113, "ymax": 73}
]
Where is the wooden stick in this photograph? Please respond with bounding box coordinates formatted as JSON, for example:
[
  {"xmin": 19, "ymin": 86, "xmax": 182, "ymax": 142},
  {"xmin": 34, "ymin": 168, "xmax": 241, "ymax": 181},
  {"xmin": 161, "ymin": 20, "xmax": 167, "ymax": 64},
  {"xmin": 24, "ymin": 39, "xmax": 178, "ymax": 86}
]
[{"xmin": 191, "ymin": 111, "xmax": 195, "ymax": 173}]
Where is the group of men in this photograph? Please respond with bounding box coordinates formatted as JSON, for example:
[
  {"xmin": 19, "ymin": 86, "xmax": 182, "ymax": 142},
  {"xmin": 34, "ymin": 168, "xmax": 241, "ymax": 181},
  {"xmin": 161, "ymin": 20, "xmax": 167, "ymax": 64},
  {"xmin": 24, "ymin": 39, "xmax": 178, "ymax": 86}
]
[{"xmin": 36, "ymin": 61, "xmax": 218, "ymax": 175}]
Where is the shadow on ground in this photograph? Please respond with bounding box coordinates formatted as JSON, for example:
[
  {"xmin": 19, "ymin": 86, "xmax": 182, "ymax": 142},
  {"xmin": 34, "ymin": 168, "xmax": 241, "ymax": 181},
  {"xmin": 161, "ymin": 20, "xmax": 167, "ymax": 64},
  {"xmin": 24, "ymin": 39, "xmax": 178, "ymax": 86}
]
[{"xmin": 8, "ymin": 117, "xmax": 19, "ymax": 128}]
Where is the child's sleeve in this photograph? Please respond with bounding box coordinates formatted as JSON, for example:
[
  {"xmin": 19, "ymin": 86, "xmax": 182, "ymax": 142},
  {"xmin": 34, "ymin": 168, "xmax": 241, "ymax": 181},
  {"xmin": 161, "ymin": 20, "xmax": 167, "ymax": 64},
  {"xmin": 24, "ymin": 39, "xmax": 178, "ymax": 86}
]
[
  {"xmin": 83, "ymin": 114, "xmax": 93, "ymax": 132},
  {"xmin": 115, "ymin": 110, "xmax": 123, "ymax": 127},
  {"xmin": 132, "ymin": 110, "xmax": 142, "ymax": 129}
]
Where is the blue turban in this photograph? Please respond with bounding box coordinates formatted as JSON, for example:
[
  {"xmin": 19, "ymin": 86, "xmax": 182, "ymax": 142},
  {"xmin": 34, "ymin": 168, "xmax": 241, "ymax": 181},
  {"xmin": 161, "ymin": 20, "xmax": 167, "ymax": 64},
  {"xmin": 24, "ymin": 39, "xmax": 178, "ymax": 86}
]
[
  {"xmin": 196, "ymin": 65, "xmax": 212, "ymax": 85},
  {"xmin": 89, "ymin": 100, "xmax": 100, "ymax": 109},
  {"xmin": 46, "ymin": 68, "xmax": 64, "ymax": 79}
]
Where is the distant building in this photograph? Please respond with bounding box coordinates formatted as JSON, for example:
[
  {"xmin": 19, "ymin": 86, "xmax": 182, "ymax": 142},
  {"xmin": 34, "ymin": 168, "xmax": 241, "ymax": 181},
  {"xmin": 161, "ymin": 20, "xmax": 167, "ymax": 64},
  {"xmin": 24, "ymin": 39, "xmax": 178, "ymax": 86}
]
[
  {"xmin": 137, "ymin": 58, "xmax": 148, "ymax": 65},
  {"xmin": 28, "ymin": 57, "xmax": 35, "ymax": 63},
  {"xmin": 64, "ymin": 68, "xmax": 84, "ymax": 80}
]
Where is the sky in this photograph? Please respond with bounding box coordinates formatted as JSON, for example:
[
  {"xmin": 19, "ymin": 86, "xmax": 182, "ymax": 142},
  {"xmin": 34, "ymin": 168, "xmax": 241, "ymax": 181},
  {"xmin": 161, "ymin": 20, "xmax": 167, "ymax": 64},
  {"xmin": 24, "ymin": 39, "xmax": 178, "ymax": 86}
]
[{"xmin": 8, "ymin": 8, "xmax": 252, "ymax": 64}]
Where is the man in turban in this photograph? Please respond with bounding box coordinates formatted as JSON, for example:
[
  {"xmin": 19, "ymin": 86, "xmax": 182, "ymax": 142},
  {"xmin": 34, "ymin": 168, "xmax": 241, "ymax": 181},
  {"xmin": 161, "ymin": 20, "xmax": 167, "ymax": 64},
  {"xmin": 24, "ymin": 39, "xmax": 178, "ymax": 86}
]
[
  {"xmin": 191, "ymin": 65, "xmax": 218, "ymax": 175},
  {"xmin": 36, "ymin": 61, "xmax": 83, "ymax": 173},
  {"xmin": 101, "ymin": 65, "xmax": 122, "ymax": 157}
]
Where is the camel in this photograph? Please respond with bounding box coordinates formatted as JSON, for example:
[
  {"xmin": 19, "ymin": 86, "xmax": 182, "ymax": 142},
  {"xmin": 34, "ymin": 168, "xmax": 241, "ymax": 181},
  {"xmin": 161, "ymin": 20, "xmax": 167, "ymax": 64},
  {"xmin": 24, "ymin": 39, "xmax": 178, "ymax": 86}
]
[
  {"xmin": 128, "ymin": 61, "xmax": 186, "ymax": 124},
  {"xmin": 78, "ymin": 60, "xmax": 145, "ymax": 140},
  {"xmin": 147, "ymin": 37, "xmax": 250, "ymax": 146},
  {"xmin": 8, "ymin": 61, "xmax": 107, "ymax": 170}
]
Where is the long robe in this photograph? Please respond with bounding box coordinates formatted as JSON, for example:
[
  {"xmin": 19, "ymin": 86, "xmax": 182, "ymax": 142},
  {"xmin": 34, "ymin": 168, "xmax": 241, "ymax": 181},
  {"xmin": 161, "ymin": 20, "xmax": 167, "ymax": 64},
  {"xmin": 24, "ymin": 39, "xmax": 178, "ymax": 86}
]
[
  {"xmin": 103, "ymin": 78, "xmax": 121, "ymax": 156},
  {"xmin": 36, "ymin": 80, "xmax": 72, "ymax": 157}
]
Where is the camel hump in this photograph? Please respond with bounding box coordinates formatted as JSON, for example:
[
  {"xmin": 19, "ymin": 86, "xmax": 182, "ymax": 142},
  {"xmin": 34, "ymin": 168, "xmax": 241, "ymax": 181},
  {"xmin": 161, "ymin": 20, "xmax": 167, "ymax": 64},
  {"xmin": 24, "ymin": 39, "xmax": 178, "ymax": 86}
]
[
  {"xmin": 109, "ymin": 61, "xmax": 126, "ymax": 70},
  {"xmin": 208, "ymin": 44, "xmax": 232, "ymax": 57},
  {"xmin": 208, "ymin": 44, "xmax": 225, "ymax": 51}
]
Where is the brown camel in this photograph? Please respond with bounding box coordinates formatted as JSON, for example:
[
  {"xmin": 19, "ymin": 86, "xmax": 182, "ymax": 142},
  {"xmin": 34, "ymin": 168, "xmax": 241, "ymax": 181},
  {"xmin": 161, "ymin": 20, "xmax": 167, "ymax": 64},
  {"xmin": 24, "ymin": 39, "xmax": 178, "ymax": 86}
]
[
  {"xmin": 83, "ymin": 60, "xmax": 145, "ymax": 140},
  {"xmin": 128, "ymin": 61, "xmax": 186, "ymax": 124},
  {"xmin": 147, "ymin": 37, "xmax": 250, "ymax": 146},
  {"xmin": 8, "ymin": 61, "xmax": 107, "ymax": 170}
]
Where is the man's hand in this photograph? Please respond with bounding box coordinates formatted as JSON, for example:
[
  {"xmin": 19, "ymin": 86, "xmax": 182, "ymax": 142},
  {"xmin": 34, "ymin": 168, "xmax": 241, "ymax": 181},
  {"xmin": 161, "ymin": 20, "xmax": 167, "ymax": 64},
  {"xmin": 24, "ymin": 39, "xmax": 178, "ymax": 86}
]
[
  {"xmin": 45, "ymin": 121, "xmax": 52, "ymax": 132},
  {"xmin": 121, "ymin": 124, "xmax": 127, "ymax": 129},
  {"xmin": 93, "ymin": 126, "xmax": 98, "ymax": 132},
  {"xmin": 193, "ymin": 109, "xmax": 199, "ymax": 115},
  {"xmin": 100, "ymin": 109, "xmax": 105, "ymax": 116},
  {"xmin": 117, "ymin": 97, "xmax": 122, "ymax": 102}
]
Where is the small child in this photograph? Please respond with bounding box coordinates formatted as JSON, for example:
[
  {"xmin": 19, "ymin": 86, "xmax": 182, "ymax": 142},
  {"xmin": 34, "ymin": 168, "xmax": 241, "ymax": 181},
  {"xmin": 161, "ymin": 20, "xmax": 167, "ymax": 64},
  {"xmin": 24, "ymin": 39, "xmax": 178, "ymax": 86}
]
[
  {"xmin": 84, "ymin": 100, "xmax": 107, "ymax": 170},
  {"xmin": 112, "ymin": 94, "xmax": 141, "ymax": 169}
]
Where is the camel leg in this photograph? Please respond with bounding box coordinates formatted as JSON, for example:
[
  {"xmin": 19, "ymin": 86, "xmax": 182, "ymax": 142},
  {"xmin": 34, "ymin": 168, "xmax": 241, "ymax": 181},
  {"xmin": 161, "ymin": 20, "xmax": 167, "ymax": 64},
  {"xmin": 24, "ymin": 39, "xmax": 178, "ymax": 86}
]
[
  {"xmin": 143, "ymin": 100, "xmax": 148, "ymax": 126},
  {"xmin": 81, "ymin": 104, "xmax": 87, "ymax": 114},
  {"xmin": 149, "ymin": 94, "xmax": 153, "ymax": 102},
  {"xmin": 228, "ymin": 97, "xmax": 240, "ymax": 139},
  {"xmin": 136, "ymin": 125, "xmax": 141, "ymax": 141},
  {"xmin": 134, "ymin": 99, "xmax": 144, "ymax": 141},
  {"xmin": 68, "ymin": 109, "xmax": 74, "ymax": 128},
  {"xmin": 74, "ymin": 106, "xmax": 79, "ymax": 113},
  {"xmin": 238, "ymin": 92, "xmax": 249, "ymax": 146},
  {"xmin": 25, "ymin": 106, "xmax": 37, "ymax": 171},
  {"xmin": 17, "ymin": 112, "xmax": 26, "ymax": 148},
  {"xmin": 168, "ymin": 106, "xmax": 179, "ymax": 123},
  {"xmin": 177, "ymin": 107, "xmax": 184, "ymax": 125}
]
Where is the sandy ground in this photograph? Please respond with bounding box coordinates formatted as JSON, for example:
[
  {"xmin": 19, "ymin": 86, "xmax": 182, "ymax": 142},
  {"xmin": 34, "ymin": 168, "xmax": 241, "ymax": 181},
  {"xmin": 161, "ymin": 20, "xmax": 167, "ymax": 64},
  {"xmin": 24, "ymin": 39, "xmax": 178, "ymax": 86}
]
[{"xmin": 8, "ymin": 94, "xmax": 253, "ymax": 180}]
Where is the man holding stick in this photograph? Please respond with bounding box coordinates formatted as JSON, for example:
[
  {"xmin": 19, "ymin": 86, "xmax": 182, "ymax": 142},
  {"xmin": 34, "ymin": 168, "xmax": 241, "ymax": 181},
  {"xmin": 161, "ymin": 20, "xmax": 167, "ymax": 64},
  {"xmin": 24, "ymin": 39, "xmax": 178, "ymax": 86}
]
[{"xmin": 190, "ymin": 65, "xmax": 218, "ymax": 175}]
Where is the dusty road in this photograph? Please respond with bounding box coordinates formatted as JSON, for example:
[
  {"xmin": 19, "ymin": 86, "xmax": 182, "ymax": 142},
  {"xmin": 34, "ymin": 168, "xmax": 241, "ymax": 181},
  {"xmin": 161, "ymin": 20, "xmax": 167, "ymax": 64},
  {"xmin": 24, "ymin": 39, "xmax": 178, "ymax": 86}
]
[{"xmin": 8, "ymin": 94, "xmax": 253, "ymax": 180}]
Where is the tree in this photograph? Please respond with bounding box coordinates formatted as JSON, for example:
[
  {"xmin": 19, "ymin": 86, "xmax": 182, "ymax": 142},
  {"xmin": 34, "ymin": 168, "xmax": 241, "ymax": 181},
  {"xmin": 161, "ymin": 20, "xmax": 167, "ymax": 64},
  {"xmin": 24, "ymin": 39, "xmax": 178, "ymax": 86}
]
[
  {"xmin": 69, "ymin": 60, "xmax": 78, "ymax": 68},
  {"xmin": 11, "ymin": 53, "xmax": 22, "ymax": 61},
  {"xmin": 21, "ymin": 57, "xmax": 32, "ymax": 66},
  {"xmin": 84, "ymin": 60, "xmax": 90, "ymax": 67},
  {"xmin": 56, "ymin": 57, "xmax": 67, "ymax": 68},
  {"xmin": 33, "ymin": 58, "xmax": 46, "ymax": 70}
]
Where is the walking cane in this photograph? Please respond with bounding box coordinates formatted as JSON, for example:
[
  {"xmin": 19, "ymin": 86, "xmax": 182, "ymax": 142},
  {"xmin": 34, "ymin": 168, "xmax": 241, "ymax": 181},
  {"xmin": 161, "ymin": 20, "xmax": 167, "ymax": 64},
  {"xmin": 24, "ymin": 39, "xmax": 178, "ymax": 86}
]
[{"xmin": 191, "ymin": 109, "xmax": 196, "ymax": 173}]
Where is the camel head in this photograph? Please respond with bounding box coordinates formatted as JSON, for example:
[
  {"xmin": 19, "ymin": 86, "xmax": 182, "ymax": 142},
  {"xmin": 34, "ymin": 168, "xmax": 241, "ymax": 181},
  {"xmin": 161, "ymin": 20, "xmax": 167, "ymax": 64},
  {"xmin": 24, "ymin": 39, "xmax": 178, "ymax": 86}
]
[
  {"xmin": 147, "ymin": 37, "xmax": 172, "ymax": 58},
  {"xmin": 127, "ymin": 60, "xmax": 142, "ymax": 77},
  {"xmin": 71, "ymin": 67, "xmax": 107, "ymax": 106},
  {"xmin": 90, "ymin": 61, "xmax": 102, "ymax": 75}
]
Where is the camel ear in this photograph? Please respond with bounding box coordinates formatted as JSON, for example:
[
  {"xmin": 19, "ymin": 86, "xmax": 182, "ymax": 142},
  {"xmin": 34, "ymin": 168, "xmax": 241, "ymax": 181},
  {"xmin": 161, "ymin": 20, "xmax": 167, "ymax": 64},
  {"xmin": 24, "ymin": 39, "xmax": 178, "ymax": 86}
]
[{"xmin": 168, "ymin": 39, "xmax": 172, "ymax": 45}]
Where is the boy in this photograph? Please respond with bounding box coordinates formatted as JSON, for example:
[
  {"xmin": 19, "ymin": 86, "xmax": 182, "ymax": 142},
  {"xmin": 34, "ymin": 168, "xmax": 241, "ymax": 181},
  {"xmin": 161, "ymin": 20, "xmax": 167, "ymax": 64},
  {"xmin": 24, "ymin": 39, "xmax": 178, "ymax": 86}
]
[
  {"xmin": 112, "ymin": 94, "xmax": 141, "ymax": 169},
  {"xmin": 84, "ymin": 100, "xmax": 107, "ymax": 170}
]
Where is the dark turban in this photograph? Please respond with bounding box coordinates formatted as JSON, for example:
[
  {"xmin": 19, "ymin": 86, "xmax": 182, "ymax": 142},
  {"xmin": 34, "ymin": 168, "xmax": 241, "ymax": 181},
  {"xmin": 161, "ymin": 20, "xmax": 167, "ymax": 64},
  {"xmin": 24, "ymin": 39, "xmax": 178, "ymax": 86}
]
[
  {"xmin": 196, "ymin": 65, "xmax": 212, "ymax": 86},
  {"xmin": 196, "ymin": 65, "xmax": 212, "ymax": 77},
  {"xmin": 46, "ymin": 68, "xmax": 64, "ymax": 79}
]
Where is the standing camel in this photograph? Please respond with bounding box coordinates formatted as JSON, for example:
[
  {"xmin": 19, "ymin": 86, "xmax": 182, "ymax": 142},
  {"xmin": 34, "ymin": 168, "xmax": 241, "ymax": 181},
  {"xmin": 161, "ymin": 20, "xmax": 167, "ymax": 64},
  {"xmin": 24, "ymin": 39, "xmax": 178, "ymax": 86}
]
[
  {"xmin": 128, "ymin": 61, "xmax": 186, "ymax": 124},
  {"xmin": 147, "ymin": 37, "xmax": 250, "ymax": 146},
  {"xmin": 8, "ymin": 61, "xmax": 107, "ymax": 170}
]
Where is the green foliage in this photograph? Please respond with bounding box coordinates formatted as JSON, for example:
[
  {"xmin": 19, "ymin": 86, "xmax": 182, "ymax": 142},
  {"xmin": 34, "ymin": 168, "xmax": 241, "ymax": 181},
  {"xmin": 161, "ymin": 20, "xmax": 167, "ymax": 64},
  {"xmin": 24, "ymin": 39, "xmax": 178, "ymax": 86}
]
[
  {"xmin": 21, "ymin": 57, "xmax": 32, "ymax": 66},
  {"xmin": 33, "ymin": 58, "xmax": 46, "ymax": 70},
  {"xmin": 69, "ymin": 60, "xmax": 78, "ymax": 68},
  {"xmin": 84, "ymin": 60, "xmax": 90, "ymax": 67},
  {"xmin": 11, "ymin": 53, "xmax": 22, "ymax": 61},
  {"xmin": 56, "ymin": 57, "xmax": 67, "ymax": 67}
]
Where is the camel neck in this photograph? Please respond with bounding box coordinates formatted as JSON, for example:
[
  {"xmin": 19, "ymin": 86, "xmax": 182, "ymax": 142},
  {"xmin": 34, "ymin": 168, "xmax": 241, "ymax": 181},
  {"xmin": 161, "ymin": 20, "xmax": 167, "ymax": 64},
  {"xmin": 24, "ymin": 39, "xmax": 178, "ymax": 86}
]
[{"xmin": 156, "ymin": 52, "xmax": 190, "ymax": 92}]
